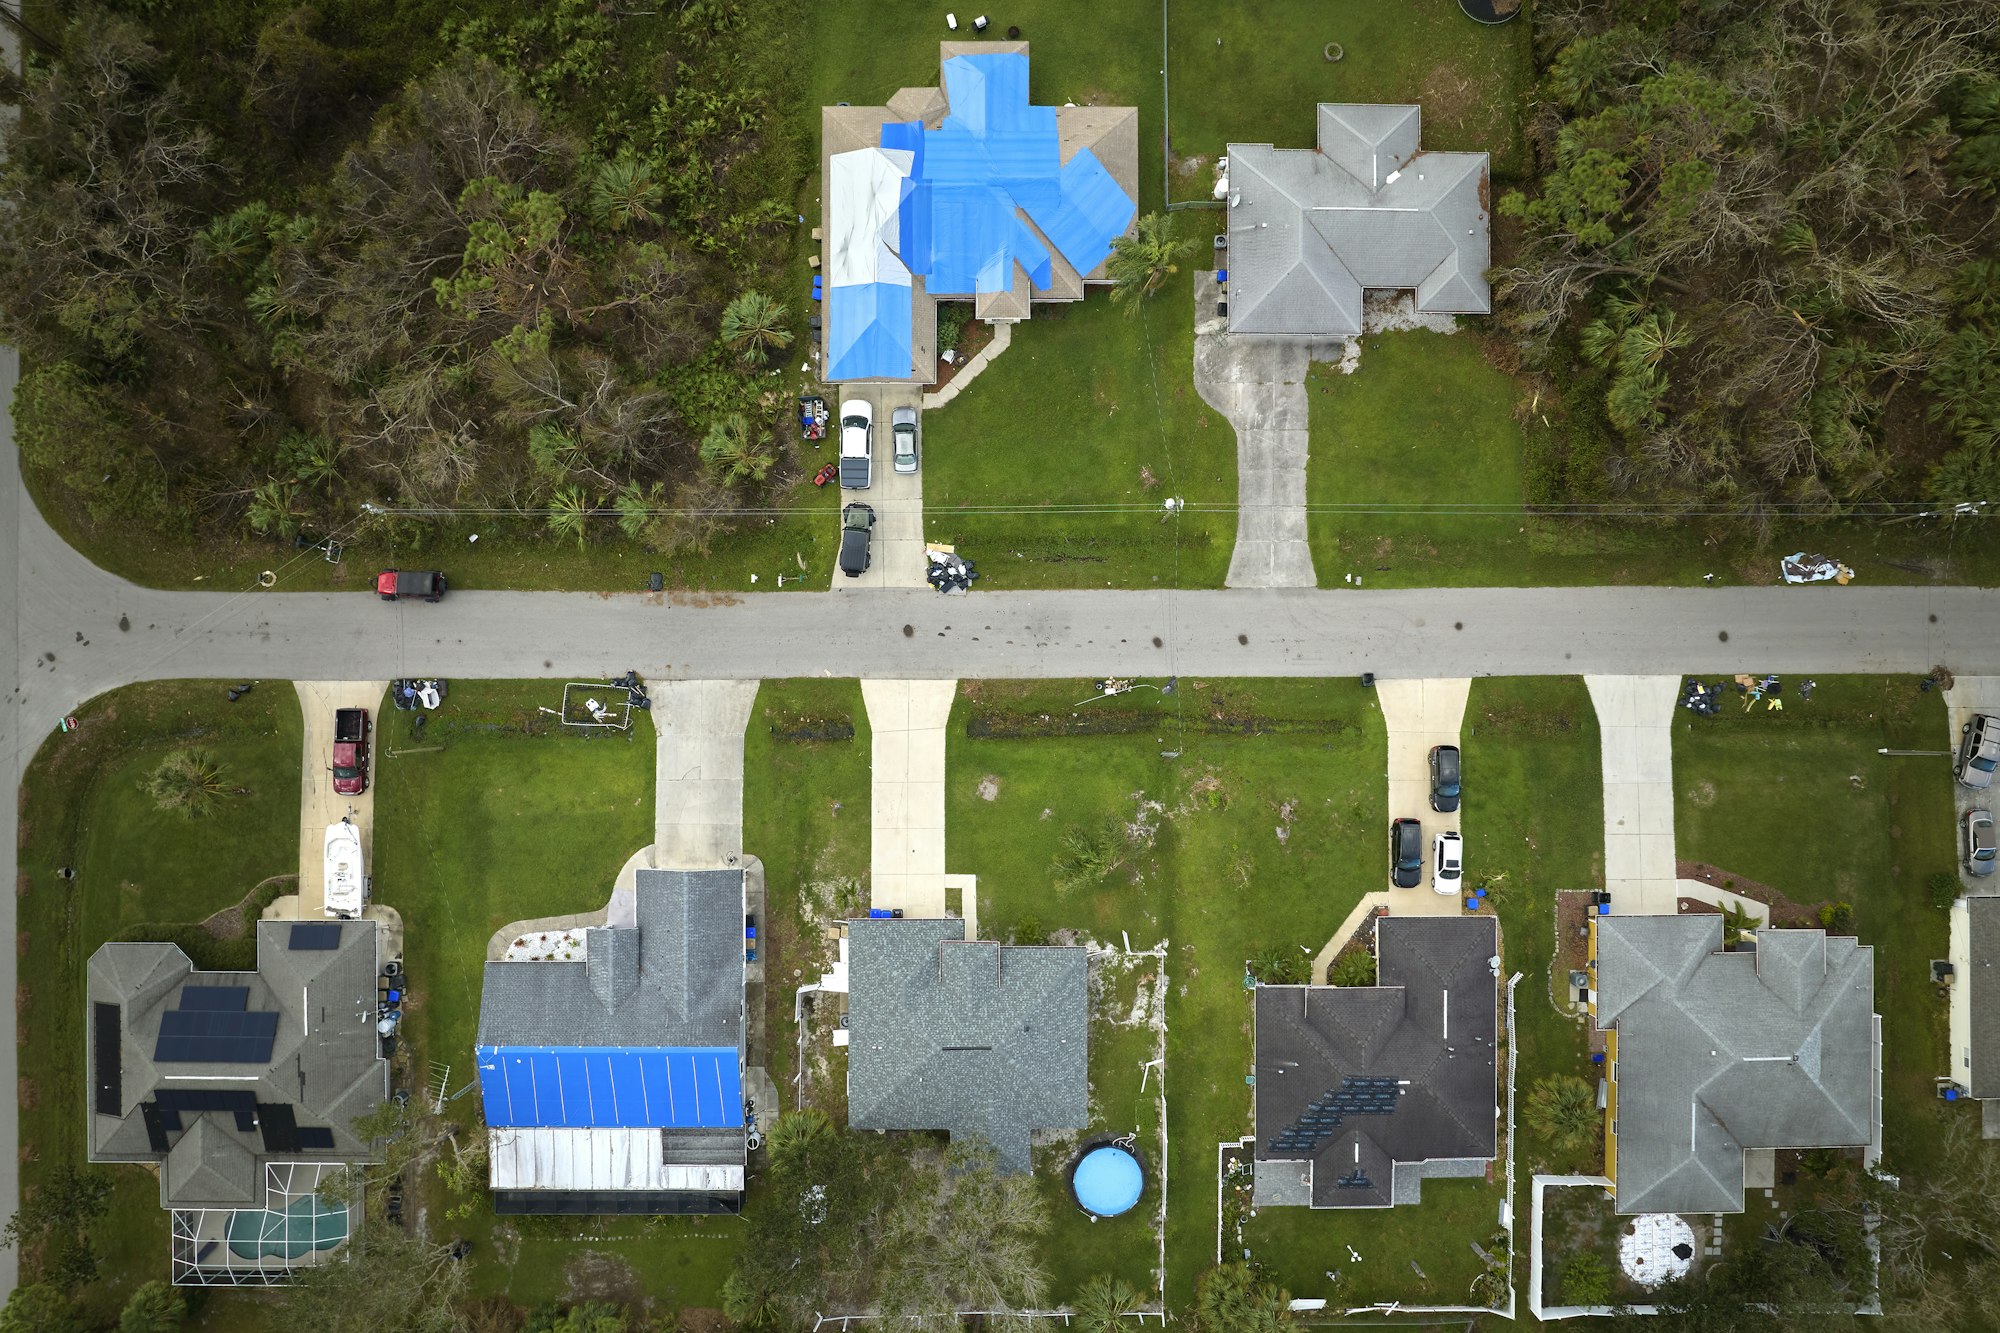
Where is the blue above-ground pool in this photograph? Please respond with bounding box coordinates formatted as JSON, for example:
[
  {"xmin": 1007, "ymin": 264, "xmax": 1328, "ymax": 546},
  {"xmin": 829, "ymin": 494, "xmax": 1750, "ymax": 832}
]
[{"xmin": 1071, "ymin": 1144, "xmax": 1144, "ymax": 1218}]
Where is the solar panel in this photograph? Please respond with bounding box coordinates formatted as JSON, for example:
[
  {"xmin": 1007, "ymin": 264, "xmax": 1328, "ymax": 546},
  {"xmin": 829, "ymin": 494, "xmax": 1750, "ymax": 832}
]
[
  {"xmin": 93, "ymin": 1003, "xmax": 122, "ymax": 1116},
  {"xmin": 289, "ymin": 923, "xmax": 342, "ymax": 951},
  {"xmin": 154, "ymin": 1088, "xmax": 258, "ymax": 1114},
  {"xmin": 153, "ymin": 1009, "xmax": 279, "ymax": 1063},
  {"xmin": 141, "ymin": 1101, "xmax": 171, "ymax": 1152},
  {"xmin": 179, "ymin": 986, "xmax": 249, "ymax": 1011},
  {"xmin": 258, "ymin": 1103, "xmax": 299, "ymax": 1153},
  {"xmin": 296, "ymin": 1126, "xmax": 335, "ymax": 1150}
]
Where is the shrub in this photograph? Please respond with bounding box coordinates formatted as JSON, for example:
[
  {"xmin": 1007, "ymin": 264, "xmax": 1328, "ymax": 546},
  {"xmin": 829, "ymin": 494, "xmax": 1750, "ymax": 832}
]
[
  {"xmin": 1052, "ymin": 818, "xmax": 1127, "ymax": 895},
  {"xmin": 1329, "ymin": 951, "xmax": 1377, "ymax": 987},
  {"xmin": 1562, "ymin": 1251, "xmax": 1612, "ymax": 1306},
  {"xmin": 1525, "ymin": 1075, "xmax": 1600, "ymax": 1155},
  {"xmin": 1929, "ymin": 872, "xmax": 1960, "ymax": 909},
  {"xmin": 1248, "ymin": 946, "xmax": 1311, "ymax": 986},
  {"xmin": 1818, "ymin": 901, "xmax": 1855, "ymax": 935},
  {"xmin": 143, "ymin": 748, "xmax": 232, "ymax": 820}
]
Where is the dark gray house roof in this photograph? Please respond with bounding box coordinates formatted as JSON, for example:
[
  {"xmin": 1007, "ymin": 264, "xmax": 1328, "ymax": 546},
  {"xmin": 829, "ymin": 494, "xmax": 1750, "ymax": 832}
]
[
  {"xmin": 87, "ymin": 920, "xmax": 387, "ymax": 1209},
  {"xmin": 1595, "ymin": 918, "xmax": 1876, "ymax": 1216},
  {"xmin": 477, "ymin": 868, "xmax": 745, "ymax": 1052},
  {"xmin": 1961, "ymin": 896, "xmax": 2000, "ymax": 1099},
  {"xmin": 845, "ymin": 918, "xmax": 1087, "ymax": 1173},
  {"xmin": 1226, "ymin": 103, "xmax": 1490, "ymax": 337},
  {"xmin": 1254, "ymin": 916, "xmax": 1499, "ymax": 1207}
]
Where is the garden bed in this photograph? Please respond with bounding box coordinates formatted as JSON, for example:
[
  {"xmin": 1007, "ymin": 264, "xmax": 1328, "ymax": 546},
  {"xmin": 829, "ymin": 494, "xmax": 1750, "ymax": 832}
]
[{"xmin": 1675, "ymin": 859, "xmax": 1821, "ymax": 927}]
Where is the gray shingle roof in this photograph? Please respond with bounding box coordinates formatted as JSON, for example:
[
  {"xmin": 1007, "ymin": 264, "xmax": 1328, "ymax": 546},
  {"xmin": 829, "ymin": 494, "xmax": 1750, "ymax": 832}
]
[
  {"xmin": 87, "ymin": 920, "xmax": 388, "ymax": 1209},
  {"xmin": 1254, "ymin": 916, "xmax": 1499, "ymax": 1208},
  {"xmin": 845, "ymin": 919, "xmax": 1087, "ymax": 1173},
  {"xmin": 1227, "ymin": 104, "xmax": 1490, "ymax": 337},
  {"xmin": 1966, "ymin": 897, "xmax": 2000, "ymax": 1098},
  {"xmin": 477, "ymin": 868, "xmax": 744, "ymax": 1052},
  {"xmin": 1595, "ymin": 918, "xmax": 1876, "ymax": 1215}
]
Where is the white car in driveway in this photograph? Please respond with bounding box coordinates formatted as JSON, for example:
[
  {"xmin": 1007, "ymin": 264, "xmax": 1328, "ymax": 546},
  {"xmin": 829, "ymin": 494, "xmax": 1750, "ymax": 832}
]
[{"xmin": 1433, "ymin": 830, "xmax": 1463, "ymax": 896}]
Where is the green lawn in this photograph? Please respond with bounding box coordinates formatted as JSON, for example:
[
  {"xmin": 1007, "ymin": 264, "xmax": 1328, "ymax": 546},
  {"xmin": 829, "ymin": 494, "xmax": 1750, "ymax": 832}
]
[
  {"xmin": 1669, "ymin": 676, "xmax": 1958, "ymax": 1180},
  {"xmin": 14, "ymin": 681, "xmax": 303, "ymax": 1325},
  {"xmin": 1243, "ymin": 1173, "xmax": 1505, "ymax": 1307},
  {"xmin": 946, "ymin": 679, "xmax": 1386, "ymax": 1305}
]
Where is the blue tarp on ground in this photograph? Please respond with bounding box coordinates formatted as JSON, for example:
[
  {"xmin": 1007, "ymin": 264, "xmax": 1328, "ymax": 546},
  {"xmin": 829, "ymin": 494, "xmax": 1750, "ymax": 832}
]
[
  {"xmin": 1024, "ymin": 148, "xmax": 1137, "ymax": 281},
  {"xmin": 827, "ymin": 280, "xmax": 915, "ymax": 381},
  {"xmin": 476, "ymin": 1046, "xmax": 745, "ymax": 1128}
]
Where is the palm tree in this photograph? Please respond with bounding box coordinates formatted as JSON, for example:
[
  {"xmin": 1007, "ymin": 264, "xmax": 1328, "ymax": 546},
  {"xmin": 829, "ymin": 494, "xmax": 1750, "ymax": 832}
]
[
  {"xmin": 145, "ymin": 749, "xmax": 232, "ymax": 820},
  {"xmin": 589, "ymin": 155, "xmax": 663, "ymax": 231},
  {"xmin": 719, "ymin": 291, "xmax": 794, "ymax": 365},
  {"xmin": 1107, "ymin": 212, "xmax": 1194, "ymax": 311},
  {"xmin": 545, "ymin": 486, "xmax": 593, "ymax": 549},
  {"xmin": 245, "ymin": 478, "xmax": 308, "ymax": 540},
  {"xmin": 700, "ymin": 413, "xmax": 775, "ymax": 485},
  {"xmin": 1072, "ymin": 1274, "xmax": 1143, "ymax": 1331},
  {"xmin": 1525, "ymin": 1075, "xmax": 1601, "ymax": 1155}
]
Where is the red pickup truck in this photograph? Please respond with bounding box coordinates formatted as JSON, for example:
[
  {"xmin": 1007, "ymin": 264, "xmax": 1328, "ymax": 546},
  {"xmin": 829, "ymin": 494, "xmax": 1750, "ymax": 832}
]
[
  {"xmin": 375, "ymin": 569, "xmax": 446, "ymax": 602},
  {"xmin": 331, "ymin": 708, "xmax": 370, "ymax": 795}
]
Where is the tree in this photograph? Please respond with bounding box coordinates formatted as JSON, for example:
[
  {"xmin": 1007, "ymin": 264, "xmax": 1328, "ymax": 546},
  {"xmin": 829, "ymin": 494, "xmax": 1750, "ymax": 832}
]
[
  {"xmin": 1524, "ymin": 1076, "xmax": 1601, "ymax": 1155},
  {"xmin": 873, "ymin": 1139, "xmax": 1051, "ymax": 1323},
  {"xmin": 0, "ymin": 1284, "xmax": 81, "ymax": 1333},
  {"xmin": 1106, "ymin": 212, "xmax": 1192, "ymax": 310},
  {"xmin": 699, "ymin": 413, "xmax": 775, "ymax": 485},
  {"xmin": 2, "ymin": 1167, "xmax": 111, "ymax": 1291},
  {"xmin": 246, "ymin": 479, "xmax": 310, "ymax": 540},
  {"xmin": 718, "ymin": 290, "xmax": 793, "ymax": 365},
  {"xmin": 118, "ymin": 1281, "xmax": 188, "ymax": 1333},
  {"xmin": 588, "ymin": 155, "xmax": 663, "ymax": 231},
  {"xmin": 144, "ymin": 749, "xmax": 233, "ymax": 820},
  {"xmin": 1052, "ymin": 818, "xmax": 1128, "ymax": 895},
  {"xmin": 1562, "ymin": 1251, "xmax": 1612, "ymax": 1306},
  {"xmin": 1072, "ymin": 1273, "xmax": 1143, "ymax": 1330},
  {"xmin": 286, "ymin": 1226, "xmax": 467, "ymax": 1333},
  {"xmin": 1719, "ymin": 900, "xmax": 1759, "ymax": 944},
  {"xmin": 546, "ymin": 486, "xmax": 595, "ymax": 549},
  {"xmin": 1189, "ymin": 1263, "xmax": 1294, "ymax": 1333},
  {"xmin": 527, "ymin": 1304, "xmax": 627, "ymax": 1333}
]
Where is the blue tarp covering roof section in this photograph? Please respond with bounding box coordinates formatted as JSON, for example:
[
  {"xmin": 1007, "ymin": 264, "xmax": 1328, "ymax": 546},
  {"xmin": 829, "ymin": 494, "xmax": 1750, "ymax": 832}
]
[
  {"xmin": 476, "ymin": 1045, "xmax": 745, "ymax": 1129},
  {"xmin": 1025, "ymin": 148, "xmax": 1137, "ymax": 282},
  {"xmin": 827, "ymin": 280, "xmax": 916, "ymax": 381}
]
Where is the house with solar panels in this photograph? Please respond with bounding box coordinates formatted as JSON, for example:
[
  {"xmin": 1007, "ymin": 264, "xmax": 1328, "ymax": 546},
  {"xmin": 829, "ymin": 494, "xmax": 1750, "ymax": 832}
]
[
  {"xmin": 474, "ymin": 868, "xmax": 747, "ymax": 1215},
  {"xmin": 819, "ymin": 43, "xmax": 1138, "ymax": 383},
  {"xmin": 1252, "ymin": 916, "xmax": 1499, "ymax": 1208},
  {"xmin": 87, "ymin": 919, "xmax": 389, "ymax": 1285}
]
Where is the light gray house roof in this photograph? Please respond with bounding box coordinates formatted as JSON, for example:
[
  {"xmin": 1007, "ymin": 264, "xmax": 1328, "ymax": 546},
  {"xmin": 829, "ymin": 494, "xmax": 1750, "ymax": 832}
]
[
  {"xmin": 1226, "ymin": 103, "xmax": 1490, "ymax": 337},
  {"xmin": 1968, "ymin": 897, "xmax": 2000, "ymax": 1099},
  {"xmin": 477, "ymin": 868, "xmax": 745, "ymax": 1052},
  {"xmin": 1595, "ymin": 918, "xmax": 1876, "ymax": 1216},
  {"xmin": 845, "ymin": 918, "xmax": 1087, "ymax": 1173},
  {"xmin": 87, "ymin": 920, "xmax": 388, "ymax": 1209}
]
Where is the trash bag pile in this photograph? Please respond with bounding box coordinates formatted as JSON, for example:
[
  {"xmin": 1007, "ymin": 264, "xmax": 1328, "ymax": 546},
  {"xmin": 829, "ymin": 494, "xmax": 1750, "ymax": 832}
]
[
  {"xmin": 927, "ymin": 550, "xmax": 980, "ymax": 594},
  {"xmin": 1680, "ymin": 678, "xmax": 1725, "ymax": 716},
  {"xmin": 1779, "ymin": 552, "xmax": 1854, "ymax": 584},
  {"xmin": 610, "ymin": 670, "xmax": 652, "ymax": 711}
]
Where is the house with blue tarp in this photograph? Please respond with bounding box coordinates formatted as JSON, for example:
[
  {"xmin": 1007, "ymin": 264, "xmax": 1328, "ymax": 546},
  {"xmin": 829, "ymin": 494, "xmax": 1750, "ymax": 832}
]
[
  {"xmin": 475, "ymin": 868, "xmax": 747, "ymax": 1214},
  {"xmin": 820, "ymin": 42, "xmax": 1139, "ymax": 383}
]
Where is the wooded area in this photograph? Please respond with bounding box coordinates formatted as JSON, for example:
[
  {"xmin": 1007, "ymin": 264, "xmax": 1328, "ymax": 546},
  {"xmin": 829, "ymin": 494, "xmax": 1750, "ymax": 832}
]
[{"xmin": 1499, "ymin": 0, "xmax": 2000, "ymax": 527}]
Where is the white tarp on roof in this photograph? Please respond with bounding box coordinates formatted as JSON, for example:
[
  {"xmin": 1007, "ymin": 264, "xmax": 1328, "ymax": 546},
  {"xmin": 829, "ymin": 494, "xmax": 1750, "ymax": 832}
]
[
  {"xmin": 487, "ymin": 1127, "xmax": 745, "ymax": 1193},
  {"xmin": 828, "ymin": 147, "xmax": 914, "ymax": 288},
  {"xmin": 322, "ymin": 820, "xmax": 364, "ymax": 919}
]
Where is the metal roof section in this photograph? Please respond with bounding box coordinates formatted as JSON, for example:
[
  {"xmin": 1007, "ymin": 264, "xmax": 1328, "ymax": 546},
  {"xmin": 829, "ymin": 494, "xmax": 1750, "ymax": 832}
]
[
  {"xmin": 1227, "ymin": 104, "xmax": 1490, "ymax": 337},
  {"xmin": 475, "ymin": 1047, "xmax": 743, "ymax": 1129},
  {"xmin": 1594, "ymin": 917, "xmax": 1876, "ymax": 1216},
  {"xmin": 844, "ymin": 917, "xmax": 1088, "ymax": 1173}
]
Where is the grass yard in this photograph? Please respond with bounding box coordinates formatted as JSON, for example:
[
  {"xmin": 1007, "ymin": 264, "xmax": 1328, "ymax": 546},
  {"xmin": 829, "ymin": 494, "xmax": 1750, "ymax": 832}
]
[
  {"xmin": 922, "ymin": 268, "xmax": 1239, "ymax": 589},
  {"xmin": 945, "ymin": 678, "xmax": 1386, "ymax": 1305},
  {"xmin": 365, "ymin": 682, "xmax": 747, "ymax": 1311},
  {"xmin": 1669, "ymin": 675, "xmax": 1958, "ymax": 1182},
  {"xmin": 13, "ymin": 681, "xmax": 303, "ymax": 1326},
  {"xmin": 1242, "ymin": 1172, "xmax": 1505, "ymax": 1307}
]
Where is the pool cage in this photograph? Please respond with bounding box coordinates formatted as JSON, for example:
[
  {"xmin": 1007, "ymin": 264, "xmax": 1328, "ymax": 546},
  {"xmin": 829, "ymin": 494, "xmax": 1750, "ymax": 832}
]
[{"xmin": 171, "ymin": 1162, "xmax": 356, "ymax": 1286}]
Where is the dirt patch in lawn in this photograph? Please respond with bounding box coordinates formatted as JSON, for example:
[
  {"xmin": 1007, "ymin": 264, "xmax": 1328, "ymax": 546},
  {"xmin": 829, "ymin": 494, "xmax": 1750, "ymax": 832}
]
[
  {"xmin": 563, "ymin": 1249, "xmax": 649, "ymax": 1311},
  {"xmin": 1676, "ymin": 859, "xmax": 1822, "ymax": 927},
  {"xmin": 1555, "ymin": 890, "xmax": 1594, "ymax": 976},
  {"xmin": 977, "ymin": 774, "xmax": 1001, "ymax": 801},
  {"xmin": 199, "ymin": 873, "xmax": 297, "ymax": 939}
]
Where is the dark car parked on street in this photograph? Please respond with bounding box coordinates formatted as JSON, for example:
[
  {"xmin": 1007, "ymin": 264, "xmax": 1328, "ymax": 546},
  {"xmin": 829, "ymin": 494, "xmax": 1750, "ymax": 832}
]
[
  {"xmin": 1390, "ymin": 817, "xmax": 1424, "ymax": 889},
  {"xmin": 1429, "ymin": 744, "xmax": 1461, "ymax": 813}
]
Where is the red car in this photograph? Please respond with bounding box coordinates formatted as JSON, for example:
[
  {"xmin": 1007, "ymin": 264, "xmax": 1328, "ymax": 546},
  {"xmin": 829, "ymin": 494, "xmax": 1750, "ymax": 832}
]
[
  {"xmin": 376, "ymin": 569, "xmax": 446, "ymax": 602},
  {"xmin": 331, "ymin": 708, "xmax": 370, "ymax": 796}
]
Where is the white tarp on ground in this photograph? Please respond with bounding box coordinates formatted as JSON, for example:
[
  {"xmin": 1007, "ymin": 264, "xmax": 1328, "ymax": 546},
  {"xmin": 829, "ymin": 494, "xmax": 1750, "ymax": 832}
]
[
  {"xmin": 487, "ymin": 1128, "xmax": 745, "ymax": 1193},
  {"xmin": 322, "ymin": 820, "xmax": 363, "ymax": 919},
  {"xmin": 828, "ymin": 147, "xmax": 914, "ymax": 288},
  {"xmin": 1619, "ymin": 1212, "xmax": 1696, "ymax": 1288}
]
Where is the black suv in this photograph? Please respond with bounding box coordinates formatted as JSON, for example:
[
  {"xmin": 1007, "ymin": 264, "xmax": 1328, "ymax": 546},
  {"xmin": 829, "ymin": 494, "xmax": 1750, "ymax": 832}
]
[
  {"xmin": 1429, "ymin": 744, "xmax": 1462, "ymax": 813},
  {"xmin": 838, "ymin": 503, "xmax": 876, "ymax": 578},
  {"xmin": 1389, "ymin": 817, "xmax": 1424, "ymax": 888}
]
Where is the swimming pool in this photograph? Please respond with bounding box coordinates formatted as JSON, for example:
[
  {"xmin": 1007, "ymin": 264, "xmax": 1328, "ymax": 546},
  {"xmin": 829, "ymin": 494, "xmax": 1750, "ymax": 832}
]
[{"xmin": 1070, "ymin": 1143, "xmax": 1144, "ymax": 1218}]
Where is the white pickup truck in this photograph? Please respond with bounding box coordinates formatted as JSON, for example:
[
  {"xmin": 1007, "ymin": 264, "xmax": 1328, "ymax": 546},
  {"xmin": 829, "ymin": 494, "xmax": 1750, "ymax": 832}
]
[{"xmin": 839, "ymin": 399, "xmax": 872, "ymax": 490}]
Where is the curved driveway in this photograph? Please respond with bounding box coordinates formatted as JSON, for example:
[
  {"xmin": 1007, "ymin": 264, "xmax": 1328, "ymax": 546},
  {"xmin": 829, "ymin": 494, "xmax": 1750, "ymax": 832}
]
[{"xmin": 8, "ymin": 338, "xmax": 2000, "ymax": 1291}]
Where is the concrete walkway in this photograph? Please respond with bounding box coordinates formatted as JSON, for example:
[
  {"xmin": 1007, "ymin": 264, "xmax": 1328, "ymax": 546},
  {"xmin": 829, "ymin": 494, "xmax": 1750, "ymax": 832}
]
[
  {"xmin": 921, "ymin": 322, "xmax": 1012, "ymax": 410},
  {"xmin": 831, "ymin": 384, "xmax": 928, "ymax": 590},
  {"xmin": 1193, "ymin": 272, "xmax": 1337, "ymax": 589},
  {"xmin": 290, "ymin": 682, "xmax": 389, "ymax": 918},
  {"xmin": 652, "ymin": 680, "xmax": 760, "ymax": 869},
  {"xmin": 1948, "ymin": 677, "xmax": 2000, "ymax": 895},
  {"xmin": 862, "ymin": 679, "xmax": 956, "ymax": 917},
  {"xmin": 1585, "ymin": 676, "xmax": 1682, "ymax": 914}
]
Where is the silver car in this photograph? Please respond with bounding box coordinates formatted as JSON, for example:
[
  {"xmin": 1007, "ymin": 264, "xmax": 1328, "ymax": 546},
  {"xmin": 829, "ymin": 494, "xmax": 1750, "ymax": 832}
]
[
  {"xmin": 891, "ymin": 406, "xmax": 919, "ymax": 473},
  {"xmin": 1957, "ymin": 714, "xmax": 2000, "ymax": 790},
  {"xmin": 1968, "ymin": 809, "xmax": 1997, "ymax": 878}
]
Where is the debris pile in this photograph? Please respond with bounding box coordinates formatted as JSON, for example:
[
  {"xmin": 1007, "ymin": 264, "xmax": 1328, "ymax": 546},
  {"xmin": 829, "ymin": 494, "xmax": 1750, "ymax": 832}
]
[{"xmin": 926, "ymin": 546, "xmax": 980, "ymax": 594}]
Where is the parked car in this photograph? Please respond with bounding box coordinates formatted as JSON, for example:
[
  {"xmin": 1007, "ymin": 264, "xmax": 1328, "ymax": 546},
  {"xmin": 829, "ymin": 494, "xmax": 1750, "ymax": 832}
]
[
  {"xmin": 1432, "ymin": 830, "xmax": 1463, "ymax": 896},
  {"xmin": 892, "ymin": 405, "xmax": 919, "ymax": 473},
  {"xmin": 1967, "ymin": 808, "xmax": 1997, "ymax": 878},
  {"xmin": 1429, "ymin": 744, "xmax": 1462, "ymax": 813},
  {"xmin": 375, "ymin": 569, "xmax": 446, "ymax": 602},
  {"xmin": 838, "ymin": 503, "xmax": 876, "ymax": 578},
  {"xmin": 1389, "ymin": 817, "xmax": 1423, "ymax": 889},
  {"xmin": 330, "ymin": 708, "xmax": 370, "ymax": 795},
  {"xmin": 1957, "ymin": 714, "xmax": 2000, "ymax": 790},
  {"xmin": 839, "ymin": 399, "xmax": 873, "ymax": 490}
]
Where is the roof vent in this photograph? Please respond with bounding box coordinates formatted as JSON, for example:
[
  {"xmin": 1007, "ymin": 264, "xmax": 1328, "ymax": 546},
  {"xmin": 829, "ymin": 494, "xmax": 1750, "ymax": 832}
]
[{"xmin": 1384, "ymin": 170, "xmax": 1402, "ymax": 185}]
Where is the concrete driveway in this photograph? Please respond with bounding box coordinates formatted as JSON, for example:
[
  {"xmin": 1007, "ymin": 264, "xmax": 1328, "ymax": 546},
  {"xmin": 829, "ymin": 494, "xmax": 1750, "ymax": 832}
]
[
  {"xmin": 1586, "ymin": 676, "xmax": 1682, "ymax": 914},
  {"xmin": 1377, "ymin": 678, "xmax": 1470, "ymax": 894},
  {"xmin": 830, "ymin": 385, "xmax": 928, "ymax": 590},
  {"xmin": 652, "ymin": 679, "xmax": 760, "ymax": 869},
  {"xmin": 291, "ymin": 681, "xmax": 389, "ymax": 918},
  {"xmin": 1948, "ymin": 677, "xmax": 2000, "ymax": 894},
  {"xmin": 1193, "ymin": 272, "xmax": 1338, "ymax": 590},
  {"xmin": 862, "ymin": 679, "xmax": 955, "ymax": 917}
]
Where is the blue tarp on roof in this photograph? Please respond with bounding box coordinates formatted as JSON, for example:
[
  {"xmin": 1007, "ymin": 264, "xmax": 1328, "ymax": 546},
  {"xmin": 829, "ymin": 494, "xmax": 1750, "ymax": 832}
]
[
  {"xmin": 827, "ymin": 280, "xmax": 915, "ymax": 381},
  {"xmin": 1024, "ymin": 148, "xmax": 1137, "ymax": 281},
  {"xmin": 475, "ymin": 1045, "xmax": 744, "ymax": 1129}
]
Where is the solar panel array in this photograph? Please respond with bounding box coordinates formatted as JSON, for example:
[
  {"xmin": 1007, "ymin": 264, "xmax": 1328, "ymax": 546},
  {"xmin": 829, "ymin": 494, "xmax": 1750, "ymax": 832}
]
[
  {"xmin": 1268, "ymin": 1076, "xmax": 1401, "ymax": 1155},
  {"xmin": 288, "ymin": 922, "xmax": 342, "ymax": 951},
  {"xmin": 154, "ymin": 1007, "xmax": 279, "ymax": 1064},
  {"xmin": 1334, "ymin": 1167, "xmax": 1375, "ymax": 1191},
  {"xmin": 179, "ymin": 985, "xmax": 249, "ymax": 1011},
  {"xmin": 152, "ymin": 1087, "xmax": 259, "ymax": 1134},
  {"xmin": 93, "ymin": 1002, "xmax": 122, "ymax": 1116}
]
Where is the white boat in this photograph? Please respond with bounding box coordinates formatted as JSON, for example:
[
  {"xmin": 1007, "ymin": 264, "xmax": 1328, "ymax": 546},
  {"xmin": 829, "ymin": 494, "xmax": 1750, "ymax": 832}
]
[{"xmin": 324, "ymin": 819, "xmax": 365, "ymax": 919}]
